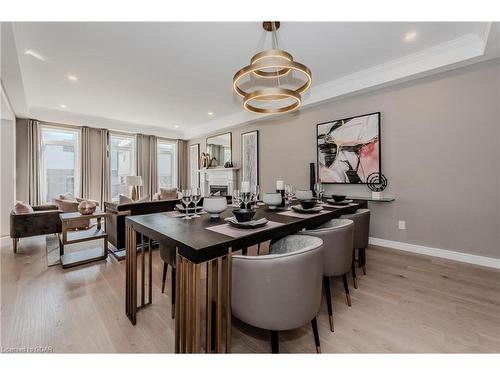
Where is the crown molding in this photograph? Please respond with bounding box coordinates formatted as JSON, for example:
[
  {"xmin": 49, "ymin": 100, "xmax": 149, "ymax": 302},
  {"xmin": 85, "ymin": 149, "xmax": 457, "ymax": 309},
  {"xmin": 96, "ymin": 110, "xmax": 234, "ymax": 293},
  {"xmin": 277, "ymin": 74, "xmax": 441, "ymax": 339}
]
[{"xmin": 184, "ymin": 32, "xmax": 492, "ymax": 139}]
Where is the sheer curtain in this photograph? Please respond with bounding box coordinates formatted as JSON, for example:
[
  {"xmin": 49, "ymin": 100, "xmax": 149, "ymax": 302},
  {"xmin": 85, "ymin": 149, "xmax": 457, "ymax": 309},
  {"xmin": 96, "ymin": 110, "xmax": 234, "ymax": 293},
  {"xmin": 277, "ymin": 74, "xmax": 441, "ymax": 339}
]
[{"xmin": 27, "ymin": 119, "xmax": 41, "ymax": 205}]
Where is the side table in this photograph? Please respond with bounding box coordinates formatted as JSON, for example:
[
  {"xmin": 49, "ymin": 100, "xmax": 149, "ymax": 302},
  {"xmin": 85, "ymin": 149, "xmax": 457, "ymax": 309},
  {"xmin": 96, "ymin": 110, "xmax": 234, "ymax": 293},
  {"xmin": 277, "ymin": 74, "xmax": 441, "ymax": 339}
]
[{"xmin": 58, "ymin": 210, "xmax": 109, "ymax": 268}]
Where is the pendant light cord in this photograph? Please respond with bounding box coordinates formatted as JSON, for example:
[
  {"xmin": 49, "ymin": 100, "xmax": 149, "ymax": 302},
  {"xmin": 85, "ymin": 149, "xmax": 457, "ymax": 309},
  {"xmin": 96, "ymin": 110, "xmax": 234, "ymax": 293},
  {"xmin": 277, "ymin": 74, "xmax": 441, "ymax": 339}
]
[{"xmin": 272, "ymin": 22, "xmax": 281, "ymax": 86}]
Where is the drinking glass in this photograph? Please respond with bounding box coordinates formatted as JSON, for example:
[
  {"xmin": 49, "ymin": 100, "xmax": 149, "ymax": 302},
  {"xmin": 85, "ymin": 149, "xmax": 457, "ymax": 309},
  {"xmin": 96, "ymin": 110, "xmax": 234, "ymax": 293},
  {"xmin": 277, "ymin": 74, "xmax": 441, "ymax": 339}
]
[
  {"xmin": 181, "ymin": 189, "xmax": 192, "ymax": 220},
  {"xmin": 191, "ymin": 187, "xmax": 202, "ymax": 218}
]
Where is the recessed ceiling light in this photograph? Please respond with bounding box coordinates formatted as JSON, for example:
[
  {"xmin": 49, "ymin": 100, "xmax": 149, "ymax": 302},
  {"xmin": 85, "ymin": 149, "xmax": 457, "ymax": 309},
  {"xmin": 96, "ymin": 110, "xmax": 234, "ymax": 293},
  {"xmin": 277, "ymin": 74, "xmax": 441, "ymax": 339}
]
[
  {"xmin": 174, "ymin": 125, "xmax": 179, "ymax": 129},
  {"xmin": 404, "ymin": 31, "xmax": 417, "ymax": 43},
  {"xmin": 208, "ymin": 112, "xmax": 214, "ymax": 116},
  {"xmin": 59, "ymin": 104, "xmax": 67, "ymax": 109},
  {"xmin": 67, "ymin": 75, "xmax": 78, "ymax": 82},
  {"xmin": 24, "ymin": 49, "xmax": 46, "ymax": 62}
]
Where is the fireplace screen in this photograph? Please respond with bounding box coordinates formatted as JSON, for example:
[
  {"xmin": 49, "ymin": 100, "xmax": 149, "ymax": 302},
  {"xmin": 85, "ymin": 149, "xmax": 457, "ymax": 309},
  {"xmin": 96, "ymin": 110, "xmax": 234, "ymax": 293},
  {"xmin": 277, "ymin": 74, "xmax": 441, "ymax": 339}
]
[{"xmin": 210, "ymin": 185, "xmax": 228, "ymax": 196}]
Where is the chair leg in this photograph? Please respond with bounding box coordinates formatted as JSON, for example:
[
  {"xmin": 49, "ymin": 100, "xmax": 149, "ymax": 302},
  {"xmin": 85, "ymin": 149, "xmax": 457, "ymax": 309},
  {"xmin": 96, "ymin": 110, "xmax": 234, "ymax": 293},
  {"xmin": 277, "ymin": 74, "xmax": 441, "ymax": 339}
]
[
  {"xmin": 242, "ymin": 247, "xmax": 248, "ymax": 256},
  {"xmin": 311, "ymin": 317, "xmax": 321, "ymax": 353},
  {"xmin": 323, "ymin": 276, "xmax": 334, "ymax": 332},
  {"xmin": 342, "ymin": 273, "xmax": 352, "ymax": 306},
  {"xmin": 351, "ymin": 250, "xmax": 358, "ymax": 289},
  {"xmin": 360, "ymin": 248, "xmax": 367, "ymax": 275},
  {"xmin": 12, "ymin": 238, "xmax": 18, "ymax": 253},
  {"xmin": 270, "ymin": 330, "xmax": 279, "ymax": 353},
  {"xmin": 171, "ymin": 266, "xmax": 176, "ymax": 319},
  {"xmin": 161, "ymin": 262, "xmax": 168, "ymax": 294}
]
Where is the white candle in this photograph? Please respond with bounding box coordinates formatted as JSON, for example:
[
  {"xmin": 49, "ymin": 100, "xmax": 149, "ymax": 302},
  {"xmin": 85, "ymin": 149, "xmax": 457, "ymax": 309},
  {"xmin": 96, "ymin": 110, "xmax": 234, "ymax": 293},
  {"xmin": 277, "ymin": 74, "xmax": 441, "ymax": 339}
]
[
  {"xmin": 241, "ymin": 181, "xmax": 250, "ymax": 192},
  {"xmin": 276, "ymin": 180, "xmax": 284, "ymax": 190}
]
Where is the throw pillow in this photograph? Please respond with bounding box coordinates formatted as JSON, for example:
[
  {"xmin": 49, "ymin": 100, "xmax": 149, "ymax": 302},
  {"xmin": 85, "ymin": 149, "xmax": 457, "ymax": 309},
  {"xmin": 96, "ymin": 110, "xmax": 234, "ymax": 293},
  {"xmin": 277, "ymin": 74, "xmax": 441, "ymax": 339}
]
[
  {"xmin": 159, "ymin": 187, "xmax": 178, "ymax": 200},
  {"xmin": 14, "ymin": 201, "xmax": 34, "ymax": 214},
  {"xmin": 119, "ymin": 194, "xmax": 134, "ymax": 204},
  {"xmin": 59, "ymin": 192, "xmax": 75, "ymax": 201}
]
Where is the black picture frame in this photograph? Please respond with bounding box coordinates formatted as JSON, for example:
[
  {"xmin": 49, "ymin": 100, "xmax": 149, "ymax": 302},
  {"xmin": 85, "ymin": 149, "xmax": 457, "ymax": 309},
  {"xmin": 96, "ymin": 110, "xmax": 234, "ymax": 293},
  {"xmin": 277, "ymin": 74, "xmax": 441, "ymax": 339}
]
[
  {"xmin": 241, "ymin": 130, "xmax": 259, "ymax": 186},
  {"xmin": 316, "ymin": 111, "xmax": 381, "ymax": 184}
]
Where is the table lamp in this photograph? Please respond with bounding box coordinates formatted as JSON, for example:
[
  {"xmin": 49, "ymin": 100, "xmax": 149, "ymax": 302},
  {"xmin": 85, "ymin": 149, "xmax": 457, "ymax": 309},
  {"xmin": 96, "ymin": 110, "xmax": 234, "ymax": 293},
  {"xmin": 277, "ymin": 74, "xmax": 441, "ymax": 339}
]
[{"xmin": 126, "ymin": 175, "xmax": 143, "ymax": 201}]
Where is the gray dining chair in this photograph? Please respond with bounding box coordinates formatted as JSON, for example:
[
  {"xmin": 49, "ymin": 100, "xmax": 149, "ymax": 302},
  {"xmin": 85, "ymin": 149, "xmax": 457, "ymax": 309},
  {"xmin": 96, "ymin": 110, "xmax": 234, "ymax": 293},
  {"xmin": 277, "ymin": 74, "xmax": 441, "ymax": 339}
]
[
  {"xmin": 340, "ymin": 209, "xmax": 371, "ymax": 287},
  {"xmin": 298, "ymin": 219, "xmax": 354, "ymax": 332},
  {"xmin": 159, "ymin": 243, "xmax": 176, "ymax": 319},
  {"xmin": 232, "ymin": 235, "xmax": 324, "ymax": 353}
]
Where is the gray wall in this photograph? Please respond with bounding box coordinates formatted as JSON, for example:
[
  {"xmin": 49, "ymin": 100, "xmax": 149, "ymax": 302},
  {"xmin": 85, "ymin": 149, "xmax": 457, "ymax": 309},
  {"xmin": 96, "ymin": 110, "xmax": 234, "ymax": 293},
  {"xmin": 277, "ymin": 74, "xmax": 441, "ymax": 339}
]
[{"xmin": 188, "ymin": 59, "xmax": 500, "ymax": 259}]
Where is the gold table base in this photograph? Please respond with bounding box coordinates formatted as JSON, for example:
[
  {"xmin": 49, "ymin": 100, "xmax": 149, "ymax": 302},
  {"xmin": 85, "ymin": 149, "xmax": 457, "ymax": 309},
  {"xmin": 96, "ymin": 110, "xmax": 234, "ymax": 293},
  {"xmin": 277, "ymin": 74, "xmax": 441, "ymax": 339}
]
[{"xmin": 125, "ymin": 224, "xmax": 233, "ymax": 353}]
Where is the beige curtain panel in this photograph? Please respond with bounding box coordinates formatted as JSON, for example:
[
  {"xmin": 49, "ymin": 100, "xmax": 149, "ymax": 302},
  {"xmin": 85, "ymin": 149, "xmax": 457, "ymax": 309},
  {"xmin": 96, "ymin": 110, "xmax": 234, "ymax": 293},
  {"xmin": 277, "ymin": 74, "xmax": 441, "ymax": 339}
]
[
  {"xmin": 81, "ymin": 127, "xmax": 110, "ymax": 206},
  {"xmin": 177, "ymin": 139, "xmax": 188, "ymax": 190},
  {"xmin": 27, "ymin": 119, "xmax": 41, "ymax": 206},
  {"xmin": 136, "ymin": 134, "xmax": 158, "ymax": 199}
]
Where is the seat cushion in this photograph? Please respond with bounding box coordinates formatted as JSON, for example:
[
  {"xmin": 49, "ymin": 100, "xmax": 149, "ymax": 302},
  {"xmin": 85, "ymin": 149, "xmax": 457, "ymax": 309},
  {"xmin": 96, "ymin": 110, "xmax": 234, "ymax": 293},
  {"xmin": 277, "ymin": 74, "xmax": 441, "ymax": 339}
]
[{"xmin": 14, "ymin": 201, "xmax": 34, "ymax": 214}]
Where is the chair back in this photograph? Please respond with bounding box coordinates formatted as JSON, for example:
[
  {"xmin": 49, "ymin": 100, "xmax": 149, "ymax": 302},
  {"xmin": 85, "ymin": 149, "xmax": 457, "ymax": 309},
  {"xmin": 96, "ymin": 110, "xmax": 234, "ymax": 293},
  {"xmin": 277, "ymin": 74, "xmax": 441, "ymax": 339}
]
[
  {"xmin": 340, "ymin": 209, "xmax": 370, "ymax": 249},
  {"xmin": 232, "ymin": 235, "xmax": 323, "ymax": 331},
  {"xmin": 299, "ymin": 218, "xmax": 354, "ymax": 277}
]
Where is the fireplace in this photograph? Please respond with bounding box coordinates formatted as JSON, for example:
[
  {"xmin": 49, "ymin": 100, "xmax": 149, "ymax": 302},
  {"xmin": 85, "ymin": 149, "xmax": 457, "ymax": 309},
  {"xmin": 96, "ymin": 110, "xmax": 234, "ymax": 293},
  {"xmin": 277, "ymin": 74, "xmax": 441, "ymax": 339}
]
[
  {"xmin": 210, "ymin": 185, "xmax": 228, "ymax": 196},
  {"xmin": 198, "ymin": 167, "xmax": 239, "ymax": 197}
]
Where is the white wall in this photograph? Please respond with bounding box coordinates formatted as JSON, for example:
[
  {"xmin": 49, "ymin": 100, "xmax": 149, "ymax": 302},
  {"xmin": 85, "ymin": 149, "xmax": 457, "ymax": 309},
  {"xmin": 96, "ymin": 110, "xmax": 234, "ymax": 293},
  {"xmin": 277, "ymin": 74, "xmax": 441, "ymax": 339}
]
[{"xmin": 1, "ymin": 81, "xmax": 16, "ymax": 237}]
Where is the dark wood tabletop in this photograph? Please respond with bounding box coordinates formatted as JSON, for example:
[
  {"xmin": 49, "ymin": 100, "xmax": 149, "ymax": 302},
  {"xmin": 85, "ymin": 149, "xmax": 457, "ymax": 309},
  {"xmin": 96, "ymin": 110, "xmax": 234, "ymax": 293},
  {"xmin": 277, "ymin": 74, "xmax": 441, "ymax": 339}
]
[{"xmin": 126, "ymin": 202, "xmax": 363, "ymax": 263}]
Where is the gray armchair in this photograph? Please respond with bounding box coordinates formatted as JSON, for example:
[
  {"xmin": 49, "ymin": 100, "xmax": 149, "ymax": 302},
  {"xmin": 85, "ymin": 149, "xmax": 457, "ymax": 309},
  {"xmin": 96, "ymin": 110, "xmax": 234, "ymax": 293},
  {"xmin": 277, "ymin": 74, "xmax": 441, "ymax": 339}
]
[
  {"xmin": 10, "ymin": 204, "xmax": 62, "ymax": 253},
  {"xmin": 234, "ymin": 234, "xmax": 324, "ymax": 353},
  {"xmin": 341, "ymin": 209, "xmax": 371, "ymax": 279},
  {"xmin": 299, "ymin": 218, "xmax": 354, "ymax": 332}
]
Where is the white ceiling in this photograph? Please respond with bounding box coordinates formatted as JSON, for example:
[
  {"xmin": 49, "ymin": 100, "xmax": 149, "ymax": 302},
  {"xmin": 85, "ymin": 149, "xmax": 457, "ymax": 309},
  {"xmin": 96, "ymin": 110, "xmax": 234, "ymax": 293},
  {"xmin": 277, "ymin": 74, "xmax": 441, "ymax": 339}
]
[{"xmin": 2, "ymin": 22, "xmax": 498, "ymax": 138}]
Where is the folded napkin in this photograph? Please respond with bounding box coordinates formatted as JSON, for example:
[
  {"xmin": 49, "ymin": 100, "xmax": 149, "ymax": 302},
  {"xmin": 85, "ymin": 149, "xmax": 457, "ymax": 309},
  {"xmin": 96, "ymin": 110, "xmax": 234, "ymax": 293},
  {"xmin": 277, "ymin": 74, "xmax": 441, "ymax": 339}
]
[{"xmin": 224, "ymin": 217, "xmax": 268, "ymax": 227}]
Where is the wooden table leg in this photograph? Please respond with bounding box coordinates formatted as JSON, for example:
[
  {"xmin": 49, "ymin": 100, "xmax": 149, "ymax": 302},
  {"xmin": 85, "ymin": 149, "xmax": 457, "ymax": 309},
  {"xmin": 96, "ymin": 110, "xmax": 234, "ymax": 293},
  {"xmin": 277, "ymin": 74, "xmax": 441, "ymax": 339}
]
[
  {"xmin": 205, "ymin": 260, "xmax": 212, "ymax": 353},
  {"xmin": 125, "ymin": 225, "xmax": 137, "ymax": 325},
  {"xmin": 175, "ymin": 250, "xmax": 181, "ymax": 353}
]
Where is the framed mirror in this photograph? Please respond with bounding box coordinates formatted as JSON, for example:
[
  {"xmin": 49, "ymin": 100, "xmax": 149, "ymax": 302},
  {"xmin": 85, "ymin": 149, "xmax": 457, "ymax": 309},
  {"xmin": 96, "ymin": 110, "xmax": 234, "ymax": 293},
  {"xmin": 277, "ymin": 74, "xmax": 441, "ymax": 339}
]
[{"xmin": 206, "ymin": 132, "xmax": 232, "ymax": 167}]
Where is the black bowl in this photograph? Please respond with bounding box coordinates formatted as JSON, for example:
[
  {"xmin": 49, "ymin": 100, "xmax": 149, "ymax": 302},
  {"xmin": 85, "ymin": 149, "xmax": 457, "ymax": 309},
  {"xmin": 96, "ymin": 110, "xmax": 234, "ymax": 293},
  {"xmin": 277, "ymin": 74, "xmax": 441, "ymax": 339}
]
[
  {"xmin": 331, "ymin": 195, "xmax": 346, "ymax": 202},
  {"xmin": 232, "ymin": 209, "xmax": 256, "ymax": 223},
  {"xmin": 299, "ymin": 199, "xmax": 316, "ymax": 209}
]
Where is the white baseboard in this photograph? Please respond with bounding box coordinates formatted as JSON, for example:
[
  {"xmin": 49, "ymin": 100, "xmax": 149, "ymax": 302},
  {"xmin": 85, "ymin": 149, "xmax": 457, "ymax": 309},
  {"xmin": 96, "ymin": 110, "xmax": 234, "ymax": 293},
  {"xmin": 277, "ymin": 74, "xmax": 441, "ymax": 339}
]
[{"xmin": 369, "ymin": 237, "xmax": 500, "ymax": 269}]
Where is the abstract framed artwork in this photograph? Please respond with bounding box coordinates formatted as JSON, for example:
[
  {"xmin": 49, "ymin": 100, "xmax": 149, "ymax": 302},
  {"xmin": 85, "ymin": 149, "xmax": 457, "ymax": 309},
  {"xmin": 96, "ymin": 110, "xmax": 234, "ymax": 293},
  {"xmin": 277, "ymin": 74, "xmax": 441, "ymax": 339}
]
[
  {"xmin": 241, "ymin": 130, "xmax": 259, "ymax": 186},
  {"xmin": 317, "ymin": 112, "xmax": 381, "ymax": 184},
  {"xmin": 189, "ymin": 143, "xmax": 200, "ymax": 188}
]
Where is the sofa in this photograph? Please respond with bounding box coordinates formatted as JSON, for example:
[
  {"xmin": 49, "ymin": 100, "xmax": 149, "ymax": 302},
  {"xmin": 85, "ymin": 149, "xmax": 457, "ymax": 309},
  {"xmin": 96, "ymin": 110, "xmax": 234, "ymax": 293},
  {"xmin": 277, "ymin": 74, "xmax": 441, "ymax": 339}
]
[
  {"xmin": 10, "ymin": 204, "xmax": 62, "ymax": 253},
  {"xmin": 104, "ymin": 198, "xmax": 180, "ymax": 256}
]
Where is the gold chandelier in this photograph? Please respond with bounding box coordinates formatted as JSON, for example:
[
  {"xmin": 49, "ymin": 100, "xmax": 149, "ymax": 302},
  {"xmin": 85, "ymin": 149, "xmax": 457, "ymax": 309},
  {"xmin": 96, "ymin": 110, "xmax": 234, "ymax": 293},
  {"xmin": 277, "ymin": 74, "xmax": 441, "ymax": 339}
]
[{"xmin": 233, "ymin": 21, "xmax": 312, "ymax": 114}]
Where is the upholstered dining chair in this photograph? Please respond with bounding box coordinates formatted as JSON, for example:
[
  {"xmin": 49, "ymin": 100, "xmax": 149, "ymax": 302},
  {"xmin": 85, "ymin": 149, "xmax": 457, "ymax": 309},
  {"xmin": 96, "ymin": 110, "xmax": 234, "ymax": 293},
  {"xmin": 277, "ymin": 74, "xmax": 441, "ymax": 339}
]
[
  {"xmin": 340, "ymin": 209, "xmax": 371, "ymax": 287},
  {"xmin": 233, "ymin": 235, "xmax": 324, "ymax": 353},
  {"xmin": 298, "ymin": 219, "xmax": 354, "ymax": 332},
  {"xmin": 159, "ymin": 243, "xmax": 176, "ymax": 319}
]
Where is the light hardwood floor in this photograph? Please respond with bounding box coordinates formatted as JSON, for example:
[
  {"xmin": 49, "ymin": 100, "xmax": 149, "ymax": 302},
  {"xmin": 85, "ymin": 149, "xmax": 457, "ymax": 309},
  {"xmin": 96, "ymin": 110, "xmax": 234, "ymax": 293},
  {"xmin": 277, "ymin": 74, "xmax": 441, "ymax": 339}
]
[{"xmin": 1, "ymin": 236, "xmax": 499, "ymax": 353}]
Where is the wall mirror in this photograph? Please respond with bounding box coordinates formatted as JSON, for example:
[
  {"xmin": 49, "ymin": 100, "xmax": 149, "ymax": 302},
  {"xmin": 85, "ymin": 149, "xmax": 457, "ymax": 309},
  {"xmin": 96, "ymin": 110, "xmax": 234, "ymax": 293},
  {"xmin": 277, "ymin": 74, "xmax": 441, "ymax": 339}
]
[{"xmin": 206, "ymin": 132, "xmax": 232, "ymax": 167}]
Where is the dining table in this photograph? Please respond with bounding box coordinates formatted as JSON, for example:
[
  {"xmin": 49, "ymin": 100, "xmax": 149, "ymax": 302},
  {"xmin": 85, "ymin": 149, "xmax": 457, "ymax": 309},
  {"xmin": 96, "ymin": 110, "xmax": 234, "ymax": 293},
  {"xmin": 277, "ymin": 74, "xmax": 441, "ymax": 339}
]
[{"xmin": 124, "ymin": 199, "xmax": 365, "ymax": 353}]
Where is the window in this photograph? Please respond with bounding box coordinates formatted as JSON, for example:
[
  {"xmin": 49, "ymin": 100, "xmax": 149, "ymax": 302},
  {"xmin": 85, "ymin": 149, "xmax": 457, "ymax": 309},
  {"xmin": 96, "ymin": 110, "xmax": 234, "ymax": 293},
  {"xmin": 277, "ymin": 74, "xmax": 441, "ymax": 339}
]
[
  {"xmin": 110, "ymin": 133, "xmax": 136, "ymax": 200},
  {"xmin": 157, "ymin": 140, "xmax": 177, "ymax": 189},
  {"xmin": 40, "ymin": 126, "xmax": 80, "ymax": 203}
]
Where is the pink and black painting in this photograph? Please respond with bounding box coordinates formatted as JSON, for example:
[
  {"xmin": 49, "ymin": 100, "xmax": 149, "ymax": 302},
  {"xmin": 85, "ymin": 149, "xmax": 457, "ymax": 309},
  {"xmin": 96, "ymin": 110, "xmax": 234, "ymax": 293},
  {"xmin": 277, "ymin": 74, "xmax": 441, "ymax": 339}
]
[{"xmin": 317, "ymin": 112, "xmax": 380, "ymax": 184}]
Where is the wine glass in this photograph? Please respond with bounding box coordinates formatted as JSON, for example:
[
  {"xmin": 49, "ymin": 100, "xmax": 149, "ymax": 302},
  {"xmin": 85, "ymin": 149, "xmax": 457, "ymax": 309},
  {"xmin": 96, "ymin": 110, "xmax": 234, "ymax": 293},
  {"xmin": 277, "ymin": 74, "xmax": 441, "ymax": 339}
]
[
  {"xmin": 181, "ymin": 189, "xmax": 192, "ymax": 220},
  {"xmin": 232, "ymin": 189, "xmax": 241, "ymax": 207},
  {"xmin": 191, "ymin": 187, "xmax": 202, "ymax": 218},
  {"xmin": 251, "ymin": 185, "xmax": 260, "ymax": 208},
  {"xmin": 241, "ymin": 191, "xmax": 252, "ymax": 209},
  {"xmin": 285, "ymin": 184, "xmax": 295, "ymax": 206},
  {"xmin": 314, "ymin": 182, "xmax": 324, "ymax": 203}
]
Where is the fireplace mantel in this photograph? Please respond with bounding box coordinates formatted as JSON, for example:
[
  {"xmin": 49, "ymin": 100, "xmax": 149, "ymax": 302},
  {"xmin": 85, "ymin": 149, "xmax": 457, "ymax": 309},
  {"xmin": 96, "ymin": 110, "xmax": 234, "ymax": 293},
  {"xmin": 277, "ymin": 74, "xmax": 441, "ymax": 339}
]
[{"xmin": 198, "ymin": 168, "xmax": 239, "ymax": 197}]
